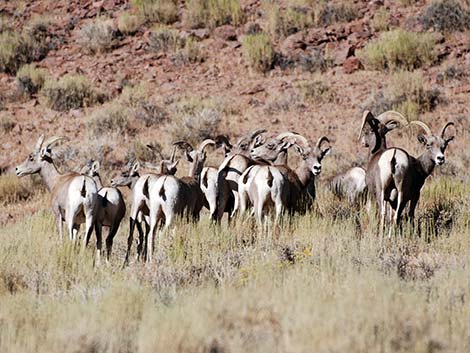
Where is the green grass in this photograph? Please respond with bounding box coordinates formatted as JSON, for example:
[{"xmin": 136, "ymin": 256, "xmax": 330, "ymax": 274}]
[
  {"xmin": 0, "ymin": 177, "xmax": 469, "ymax": 352},
  {"xmin": 242, "ymin": 32, "xmax": 275, "ymax": 73},
  {"xmin": 357, "ymin": 29, "xmax": 436, "ymax": 71}
]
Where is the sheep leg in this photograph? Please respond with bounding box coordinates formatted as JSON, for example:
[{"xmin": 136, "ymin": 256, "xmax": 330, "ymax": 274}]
[
  {"xmin": 124, "ymin": 217, "xmax": 136, "ymax": 266},
  {"xmin": 94, "ymin": 222, "xmax": 102, "ymax": 265},
  {"xmin": 105, "ymin": 224, "xmax": 119, "ymax": 262}
]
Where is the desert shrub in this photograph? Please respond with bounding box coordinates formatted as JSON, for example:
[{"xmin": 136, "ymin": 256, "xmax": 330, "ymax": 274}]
[
  {"xmin": 357, "ymin": 29, "xmax": 436, "ymax": 71},
  {"xmin": 118, "ymin": 12, "xmax": 144, "ymax": 35},
  {"xmin": 133, "ymin": 139, "xmax": 159, "ymax": 162},
  {"xmin": 242, "ymin": 33, "xmax": 275, "ymax": 73},
  {"xmin": 315, "ymin": 1, "xmax": 358, "ymax": 26},
  {"xmin": 420, "ymin": 0, "xmax": 470, "ymax": 32},
  {"xmin": 436, "ymin": 64, "xmax": 467, "ymax": 83},
  {"xmin": 362, "ymin": 71, "xmax": 441, "ymax": 120},
  {"xmin": 132, "ymin": 0, "xmax": 178, "ymax": 24},
  {"xmin": 185, "ymin": 0, "xmax": 244, "ymax": 29},
  {"xmin": 296, "ymin": 79, "xmax": 335, "ymax": 104},
  {"xmin": 0, "ymin": 15, "xmax": 11, "ymax": 33},
  {"xmin": 265, "ymin": 3, "xmax": 313, "ymax": 39},
  {"xmin": 24, "ymin": 16, "xmax": 59, "ymax": 60},
  {"xmin": 120, "ymin": 83, "xmax": 151, "ymax": 107},
  {"xmin": 0, "ymin": 114, "xmax": 15, "ymax": 134},
  {"xmin": 78, "ymin": 18, "xmax": 118, "ymax": 54},
  {"xmin": 173, "ymin": 37, "xmax": 205, "ymax": 64},
  {"xmin": 0, "ymin": 31, "xmax": 32, "ymax": 74},
  {"xmin": 371, "ymin": 8, "xmax": 390, "ymax": 32},
  {"xmin": 296, "ymin": 48, "xmax": 330, "ymax": 72},
  {"xmin": 16, "ymin": 64, "xmax": 48, "ymax": 95},
  {"xmin": 168, "ymin": 97, "xmax": 221, "ymax": 144},
  {"xmin": 0, "ymin": 175, "xmax": 31, "ymax": 205},
  {"xmin": 41, "ymin": 74, "xmax": 105, "ymax": 111},
  {"xmin": 87, "ymin": 102, "xmax": 130, "ymax": 136},
  {"xmin": 148, "ymin": 25, "xmax": 183, "ymax": 53}
]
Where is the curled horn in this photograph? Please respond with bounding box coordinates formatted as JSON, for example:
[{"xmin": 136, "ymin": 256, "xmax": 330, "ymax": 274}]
[
  {"xmin": 376, "ymin": 110, "xmax": 409, "ymax": 127},
  {"xmin": 35, "ymin": 134, "xmax": 45, "ymax": 151},
  {"xmin": 146, "ymin": 144, "xmax": 164, "ymax": 161},
  {"xmin": 316, "ymin": 136, "xmax": 330, "ymax": 150},
  {"xmin": 44, "ymin": 136, "xmax": 69, "ymax": 149},
  {"xmin": 410, "ymin": 121, "xmax": 432, "ymax": 136},
  {"xmin": 173, "ymin": 141, "xmax": 194, "ymax": 152},
  {"xmin": 277, "ymin": 132, "xmax": 309, "ymax": 147},
  {"xmin": 441, "ymin": 122, "xmax": 455, "ymax": 138},
  {"xmin": 248, "ymin": 128, "xmax": 267, "ymax": 140},
  {"xmin": 215, "ymin": 135, "xmax": 233, "ymax": 149},
  {"xmin": 198, "ymin": 139, "xmax": 216, "ymax": 152},
  {"xmin": 358, "ymin": 111, "xmax": 375, "ymax": 141}
]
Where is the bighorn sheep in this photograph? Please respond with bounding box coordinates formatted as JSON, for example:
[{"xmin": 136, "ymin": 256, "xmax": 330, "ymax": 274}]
[
  {"xmin": 146, "ymin": 139, "xmax": 216, "ymax": 262},
  {"xmin": 375, "ymin": 121, "xmax": 455, "ymax": 230},
  {"xmin": 16, "ymin": 135, "xmax": 98, "ymax": 250},
  {"xmin": 111, "ymin": 154, "xmax": 178, "ymax": 265},
  {"xmin": 237, "ymin": 132, "xmax": 295, "ymax": 215},
  {"xmin": 80, "ymin": 160, "xmax": 126, "ymax": 262},
  {"xmin": 328, "ymin": 166, "xmax": 367, "ymax": 203},
  {"xmin": 215, "ymin": 129, "xmax": 267, "ymax": 221},
  {"xmin": 247, "ymin": 133, "xmax": 331, "ymax": 224}
]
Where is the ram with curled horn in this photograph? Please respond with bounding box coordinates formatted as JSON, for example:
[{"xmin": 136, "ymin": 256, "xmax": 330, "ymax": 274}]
[
  {"xmin": 145, "ymin": 139, "xmax": 216, "ymax": 262},
  {"xmin": 110, "ymin": 146, "xmax": 179, "ymax": 266},
  {"xmin": 16, "ymin": 135, "xmax": 100, "ymax": 257},
  {"xmin": 373, "ymin": 119, "xmax": 455, "ymax": 235},
  {"xmin": 244, "ymin": 133, "xmax": 332, "ymax": 224}
]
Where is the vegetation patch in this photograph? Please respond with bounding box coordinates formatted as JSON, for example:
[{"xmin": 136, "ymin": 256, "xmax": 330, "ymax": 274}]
[
  {"xmin": 357, "ymin": 29, "xmax": 436, "ymax": 71},
  {"xmin": 0, "ymin": 31, "xmax": 33, "ymax": 74},
  {"xmin": 363, "ymin": 71, "xmax": 441, "ymax": 121},
  {"xmin": 185, "ymin": 0, "xmax": 244, "ymax": 29},
  {"xmin": 296, "ymin": 79, "xmax": 335, "ymax": 104},
  {"xmin": 315, "ymin": 1, "xmax": 358, "ymax": 26},
  {"xmin": 0, "ymin": 175, "xmax": 31, "ymax": 205},
  {"xmin": 420, "ymin": 0, "xmax": 470, "ymax": 32},
  {"xmin": 0, "ymin": 114, "xmax": 15, "ymax": 134},
  {"xmin": 41, "ymin": 74, "xmax": 105, "ymax": 111},
  {"xmin": 87, "ymin": 102, "xmax": 130, "ymax": 136},
  {"xmin": 168, "ymin": 97, "xmax": 222, "ymax": 144},
  {"xmin": 16, "ymin": 64, "xmax": 48, "ymax": 96},
  {"xmin": 242, "ymin": 33, "xmax": 275, "ymax": 73},
  {"xmin": 78, "ymin": 18, "xmax": 118, "ymax": 54},
  {"xmin": 148, "ymin": 25, "xmax": 183, "ymax": 53},
  {"xmin": 118, "ymin": 12, "xmax": 144, "ymax": 35},
  {"xmin": 173, "ymin": 37, "xmax": 206, "ymax": 64},
  {"xmin": 132, "ymin": 0, "xmax": 179, "ymax": 25}
]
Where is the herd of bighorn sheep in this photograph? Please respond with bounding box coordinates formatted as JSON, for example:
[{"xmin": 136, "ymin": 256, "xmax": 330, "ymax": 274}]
[{"xmin": 15, "ymin": 110, "xmax": 455, "ymax": 263}]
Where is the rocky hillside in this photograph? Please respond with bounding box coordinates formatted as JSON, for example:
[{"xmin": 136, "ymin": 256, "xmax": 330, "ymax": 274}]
[{"xmin": 1, "ymin": 0, "xmax": 469, "ymax": 178}]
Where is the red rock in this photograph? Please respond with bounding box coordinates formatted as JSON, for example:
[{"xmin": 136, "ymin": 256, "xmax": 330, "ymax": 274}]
[
  {"xmin": 240, "ymin": 83, "xmax": 265, "ymax": 95},
  {"xmin": 280, "ymin": 32, "xmax": 306, "ymax": 56},
  {"xmin": 213, "ymin": 25, "xmax": 237, "ymax": 41},
  {"xmin": 330, "ymin": 41, "xmax": 355, "ymax": 66},
  {"xmin": 343, "ymin": 56, "xmax": 363, "ymax": 74}
]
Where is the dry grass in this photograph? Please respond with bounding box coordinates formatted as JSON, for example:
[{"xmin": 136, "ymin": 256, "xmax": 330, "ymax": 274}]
[
  {"xmin": 87, "ymin": 101, "xmax": 131, "ymax": 136},
  {"xmin": 0, "ymin": 177, "xmax": 469, "ymax": 352},
  {"xmin": 40, "ymin": 74, "xmax": 105, "ymax": 111},
  {"xmin": 357, "ymin": 29, "xmax": 436, "ymax": 71},
  {"xmin": 78, "ymin": 18, "xmax": 118, "ymax": 54},
  {"xmin": 16, "ymin": 64, "xmax": 49, "ymax": 96},
  {"xmin": 117, "ymin": 12, "xmax": 144, "ymax": 35},
  {"xmin": 132, "ymin": 0, "xmax": 179, "ymax": 25},
  {"xmin": 242, "ymin": 32, "xmax": 275, "ymax": 73},
  {"xmin": 185, "ymin": 0, "xmax": 244, "ymax": 29},
  {"xmin": 0, "ymin": 174, "xmax": 32, "ymax": 205}
]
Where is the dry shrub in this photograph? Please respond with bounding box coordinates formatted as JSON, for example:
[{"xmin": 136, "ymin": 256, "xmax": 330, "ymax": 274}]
[
  {"xmin": 41, "ymin": 74, "xmax": 105, "ymax": 111},
  {"xmin": 87, "ymin": 102, "xmax": 130, "ymax": 136},
  {"xmin": 185, "ymin": 0, "xmax": 244, "ymax": 29},
  {"xmin": 296, "ymin": 78, "xmax": 335, "ymax": 104},
  {"xmin": 118, "ymin": 12, "xmax": 144, "ymax": 35},
  {"xmin": 265, "ymin": 3, "xmax": 312, "ymax": 40},
  {"xmin": 0, "ymin": 174, "xmax": 32, "ymax": 205},
  {"xmin": 148, "ymin": 25, "xmax": 183, "ymax": 53},
  {"xmin": 132, "ymin": 0, "xmax": 178, "ymax": 24},
  {"xmin": 168, "ymin": 97, "xmax": 222, "ymax": 144},
  {"xmin": 315, "ymin": 1, "xmax": 358, "ymax": 26},
  {"xmin": 78, "ymin": 18, "xmax": 118, "ymax": 54},
  {"xmin": 0, "ymin": 31, "xmax": 33, "ymax": 74},
  {"xmin": 357, "ymin": 29, "xmax": 436, "ymax": 71},
  {"xmin": 420, "ymin": 0, "xmax": 470, "ymax": 32},
  {"xmin": 16, "ymin": 64, "xmax": 48, "ymax": 96},
  {"xmin": 362, "ymin": 71, "xmax": 441, "ymax": 120},
  {"xmin": 371, "ymin": 8, "xmax": 390, "ymax": 32},
  {"xmin": 0, "ymin": 114, "xmax": 15, "ymax": 134},
  {"xmin": 242, "ymin": 32, "xmax": 275, "ymax": 73},
  {"xmin": 173, "ymin": 37, "xmax": 206, "ymax": 64}
]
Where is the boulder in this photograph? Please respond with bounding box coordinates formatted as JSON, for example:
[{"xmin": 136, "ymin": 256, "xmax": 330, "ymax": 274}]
[{"xmin": 343, "ymin": 57, "xmax": 363, "ymax": 74}]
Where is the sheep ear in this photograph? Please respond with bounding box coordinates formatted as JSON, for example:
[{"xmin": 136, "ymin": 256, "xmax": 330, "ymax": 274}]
[
  {"xmin": 384, "ymin": 121, "xmax": 399, "ymax": 132},
  {"xmin": 417, "ymin": 134, "xmax": 428, "ymax": 145},
  {"xmin": 40, "ymin": 147, "xmax": 51, "ymax": 159},
  {"xmin": 92, "ymin": 161, "xmax": 100, "ymax": 173},
  {"xmin": 131, "ymin": 161, "xmax": 140, "ymax": 173},
  {"xmin": 322, "ymin": 146, "xmax": 331, "ymax": 157}
]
